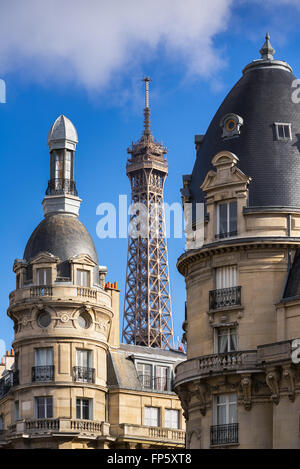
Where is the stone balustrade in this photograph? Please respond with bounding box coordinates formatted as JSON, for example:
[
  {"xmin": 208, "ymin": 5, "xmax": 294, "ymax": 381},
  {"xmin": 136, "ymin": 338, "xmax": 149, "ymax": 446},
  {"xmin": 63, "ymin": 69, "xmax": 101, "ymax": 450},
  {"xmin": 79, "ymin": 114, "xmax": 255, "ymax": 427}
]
[
  {"xmin": 175, "ymin": 350, "xmax": 258, "ymax": 387},
  {"xmin": 8, "ymin": 418, "xmax": 109, "ymax": 437},
  {"xmin": 111, "ymin": 423, "xmax": 185, "ymax": 444}
]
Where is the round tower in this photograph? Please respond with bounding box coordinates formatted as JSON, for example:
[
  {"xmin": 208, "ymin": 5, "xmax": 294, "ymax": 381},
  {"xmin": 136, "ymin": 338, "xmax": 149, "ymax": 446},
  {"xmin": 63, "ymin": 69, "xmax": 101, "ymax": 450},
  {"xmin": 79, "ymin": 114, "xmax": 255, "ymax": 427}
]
[
  {"xmin": 175, "ymin": 35, "xmax": 300, "ymax": 449},
  {"xmin": 7, "ymin": 116, "xmax": 117, "ymax": 449}
]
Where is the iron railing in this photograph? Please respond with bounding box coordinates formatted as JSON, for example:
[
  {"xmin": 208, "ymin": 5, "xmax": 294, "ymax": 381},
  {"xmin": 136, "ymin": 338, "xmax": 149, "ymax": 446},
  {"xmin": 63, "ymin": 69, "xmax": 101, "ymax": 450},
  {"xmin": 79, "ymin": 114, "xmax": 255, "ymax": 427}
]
[
  {"xmin": 46, "ymin": 178, "xmax": 78, "ymax": 196},
  {"xmin": 138, "ymin": 375, "xmax": 173, "ymax": 392},
  {"xmin": 215, "ymin": 230, "xmax": 237, "ymax": 240},
  {"xmin": 73, "ymin": 366, "xmax": 95, "ymax": 383},
  {"xmin": 209, "ymin": 286, "xmax": 241, "ymax": 310},
  {"xmin": 32, "ymin": 366, "xmax": 54, "ymax": 382},
  {"xmin": 210, "ymin": 423, "xmax": 239, "ymax": 446}
]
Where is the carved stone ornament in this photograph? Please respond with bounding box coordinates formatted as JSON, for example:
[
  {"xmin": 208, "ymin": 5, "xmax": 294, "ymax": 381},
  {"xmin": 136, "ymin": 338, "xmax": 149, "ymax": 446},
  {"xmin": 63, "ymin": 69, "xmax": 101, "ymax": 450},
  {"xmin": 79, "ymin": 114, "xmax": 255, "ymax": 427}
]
[
  {"xmin": 266, "ymin": 369, "xmax": 280, "ymax": 405},
  {"xmin": 60, "ymin": 313, "xmax": 70, "ymax": 323},
  {"xmin": 177, "ymin": 389, "xmax": 191, "ymax": 421},
  {"xmin": 282, "ymin": 365, "xmax": 296, "ymax": 402},
  {"xmin": 197, "ymin": 382, "xmax": 207, "ymax": 416},
  {"xmin": 240, "ymin": 374, "xmax": 252, "ymax": 411},
  {"xmin": 186, "ymin": 427, "xmax": 202, "ymax": 449}
]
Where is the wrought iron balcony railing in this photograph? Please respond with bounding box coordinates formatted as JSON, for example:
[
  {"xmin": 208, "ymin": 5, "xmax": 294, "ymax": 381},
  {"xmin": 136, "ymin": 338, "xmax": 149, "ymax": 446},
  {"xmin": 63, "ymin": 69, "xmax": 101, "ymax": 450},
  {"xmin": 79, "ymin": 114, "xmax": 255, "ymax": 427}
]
[
  {"xmin": 138, "ymin": 375, "xmax": 174, "ymax": 392},
  {"xmin": 210, "ymin": 423, "xmax": 239, "ymax": 446},
  {"xmin": 46, "ymin": 178, "xmax": 78, "ymax": 196},
  {"xmin": 32, "ymin": 366, "xmax": 54, "ymax": 382},
  {"xmin": 209, "ymin": 286, "xmax": 241, "ymax": 310},
  {"xmin": 215, "ymin": 230, "xmax": 238, "ymax": 240},
  {"xmin": 73, "ymin": 366, "xmax": 95, "ymax": 383}
]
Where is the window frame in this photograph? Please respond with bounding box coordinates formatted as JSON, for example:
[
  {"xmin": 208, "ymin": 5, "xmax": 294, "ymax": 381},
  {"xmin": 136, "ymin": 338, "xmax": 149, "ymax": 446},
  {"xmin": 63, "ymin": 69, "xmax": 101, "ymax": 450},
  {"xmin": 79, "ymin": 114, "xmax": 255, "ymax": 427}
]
[
  {"xmin": 76, "ymin": 269, "xmax": 90, "ymax": 287},
  {"xmin": 216, "ymin": 201, "xmax": 237, "ymax": 238},
  {"xmin": 35, "ymin": 396, "xmax": 53, "ymax": 419},
  {"xmin": 214, "ymin": 326, "xmax": 238, "ymax": 354},
  {"xmin": 274, "ymin": 122, "xmax": 292, "ymax": 141},
  {"xmin": 164, "ymin": 408, "xmax": 180, "ymax": 429},
  {"xmin": 36, "ymin": 267, "xmax": 52, "ymax": 286},
  {"xmin": 144, "ymin": 406, "xmax": 160, "ymax": 427},
  {"xmin": 213, "ymin": 393, "xmax": 237, "ymax": 426},
  {"xmin": 76, "ymin": 398, "xmax": 93, "ymax": 420}
]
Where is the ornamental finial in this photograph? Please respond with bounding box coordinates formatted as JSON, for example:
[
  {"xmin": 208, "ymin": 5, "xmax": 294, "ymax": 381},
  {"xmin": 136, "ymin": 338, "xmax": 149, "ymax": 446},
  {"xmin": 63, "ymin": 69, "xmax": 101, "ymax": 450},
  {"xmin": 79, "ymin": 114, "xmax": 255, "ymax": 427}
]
[
  {"xmin": 142, "ymin": 76, "xmax": 152, "ymax": 136},
  {"xmin": 259, "ymin": 32, "xmax": 275, "ymax": 60}
]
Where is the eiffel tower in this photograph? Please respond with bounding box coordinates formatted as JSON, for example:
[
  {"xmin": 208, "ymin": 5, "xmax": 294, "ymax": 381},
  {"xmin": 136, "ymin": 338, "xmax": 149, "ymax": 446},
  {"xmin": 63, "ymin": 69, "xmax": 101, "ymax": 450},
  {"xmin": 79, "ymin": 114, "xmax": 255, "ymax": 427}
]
[{"xmin": 122, "ymin": 77, "xmax": 174, "ymax": 349}]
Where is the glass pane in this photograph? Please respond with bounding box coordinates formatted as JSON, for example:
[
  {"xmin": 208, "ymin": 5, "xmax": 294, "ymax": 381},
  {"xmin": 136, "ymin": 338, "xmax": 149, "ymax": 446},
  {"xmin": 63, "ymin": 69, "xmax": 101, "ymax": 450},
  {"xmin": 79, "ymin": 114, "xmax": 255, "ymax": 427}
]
[
  {"xmin": 229, "ymin": 402, "xmax": 237, "ymax": 423},
  {"xmin": 55, "ymin": 153, "xmax": 63, "ymax": 179},
  {"xmin": 278, "ymin": 125, "xmax": 284, "ymax": 138},
  {"xmin": 218, "ymin": 329, "xmax": 229, "ymax": 353},
  {"xmin": 65, "ymin": 151, "xmax": 71, "ymax": 179},
  {"xmin": 218, "ymin": 203, "xmax": 228, "ymax": 234},
  {"xmin": 165, "ymin": 409, "xmax": 179, "ymax": 429},
  {"xmin": 284, "ymin": 125, "xmax": 290, "ymax": 139},
  {"xmin": 77, "ymin": 270, "xmax": 89, "ymax": 287},
  {"xmin": 46, "ymin": 397, "xmax": 53, "ymax": 418},
  {"xmin": 230, "ymin": 329, "xmax": 238, "ymax": 351},
  {"xmin": 217, "ymin": 402, "xmax": 226, "ymax": 425},
  {"xmin": 229, "ymin": 201, "xmax": 237, "ymax": 233}
]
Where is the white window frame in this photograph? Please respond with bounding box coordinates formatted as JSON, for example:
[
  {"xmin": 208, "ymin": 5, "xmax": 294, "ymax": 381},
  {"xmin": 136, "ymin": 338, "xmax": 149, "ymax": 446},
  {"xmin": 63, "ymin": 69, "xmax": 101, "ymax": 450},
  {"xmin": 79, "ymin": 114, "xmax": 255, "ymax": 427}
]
[
  {"xmin": 35, "ymin": 347, "xmax": 54, "ymax": 367},
  {"xmin": 215, "ymin": 265, "xmax": 237, "ymax": 290},
  {"xmin": 214, "ymin": 326, "xmax": 238, "ymax": 354},
  {"xmin": 35, "ymin": 396, "xmax": 53, "ymax": 419},
  {"xmin": 76, "ymin": 398, "xmax": 93, "ymax": 420},
  {"xmin": 36, "ymin": 267, "xmax": 51, "ymax": 286},
  {"xmin": 76, "ymin": 269, "xmax": 90, "ymax": 287},
  {"xmin": 165, "ymin": 409, "xmax": 180, "ymax": 429},
  {"xmin": 144, "ymin": 406, "xmax": 160, "ymax": 427},
  {"xmin": 76, "ymin": 349, "xmax": 92, "ymax": 368},
  {"xmin": 216, "ymin": 201, "xmax": 237, "ymax": 237},
  {"xmin": 213, "ymin": 394, "xmax": 237, "ymax": 426},
  {"xmin": 274, "ymin": 122, "xmax": 292, "ymax": 141}
]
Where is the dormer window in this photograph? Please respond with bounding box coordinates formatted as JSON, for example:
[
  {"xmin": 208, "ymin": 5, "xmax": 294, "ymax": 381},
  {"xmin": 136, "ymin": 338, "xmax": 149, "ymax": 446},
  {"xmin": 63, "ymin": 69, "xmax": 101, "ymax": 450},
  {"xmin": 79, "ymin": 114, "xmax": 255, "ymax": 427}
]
[
  {"xmin": 216, "ymin": 201, "xmax": 237, "ymax": 239},
  {"xmin": 77, "ymin": 269, "xmax": 90, "ymax": 287},
  {"xmin": 274, "ymin": 123, "xmax": 292, "ymax": 141},
  {"xmin": 36, "ymin": 268, "xmax": 51, "ymax": 286}
]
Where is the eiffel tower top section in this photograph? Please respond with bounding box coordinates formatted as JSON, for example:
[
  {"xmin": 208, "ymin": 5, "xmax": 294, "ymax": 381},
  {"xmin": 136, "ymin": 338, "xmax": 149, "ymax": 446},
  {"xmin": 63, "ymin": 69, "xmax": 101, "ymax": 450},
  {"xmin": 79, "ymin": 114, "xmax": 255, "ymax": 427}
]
[{"xmin": 127, "ymin": 77, "xmax": 168, "ymax": 175}]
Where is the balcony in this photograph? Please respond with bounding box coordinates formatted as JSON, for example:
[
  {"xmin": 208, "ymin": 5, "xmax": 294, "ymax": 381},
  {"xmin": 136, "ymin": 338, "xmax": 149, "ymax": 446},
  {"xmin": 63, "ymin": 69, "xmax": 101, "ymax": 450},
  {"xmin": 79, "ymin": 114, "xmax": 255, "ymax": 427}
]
[
  {"xmin": 138, "ymin": 375, "xmax": 174, "ymax": 393},
  {"xmin": 73, "ymin": 366, "xmax": 95, "ymax": 383},
  {"xmin": 210, "ymin": 423, "xmax": 239, "ymax": 446},
  {"xmin": 32, "ymin": 366, "xmax": 54, "ymax": 382},
  {"xmin": 111, "ymin": 423, "xmax": 185, "ymax": 446},
  {"xmin": 7, "ymin": 418, "xmax": 109, "ymax": 439},
  {"xmin": 77, "ymin": 287, "xmax": 97, "ymax": 299},
  {"xmin": 175, "ymin": 351, "xmax": 258, "ymax": 387},
  {"xmin": 46, "ymin": 178, "xmax": 78, "ymax": 196},
  {"xmin": 209, "ymin": 286, "xmax": 241, "ymax": 310}
]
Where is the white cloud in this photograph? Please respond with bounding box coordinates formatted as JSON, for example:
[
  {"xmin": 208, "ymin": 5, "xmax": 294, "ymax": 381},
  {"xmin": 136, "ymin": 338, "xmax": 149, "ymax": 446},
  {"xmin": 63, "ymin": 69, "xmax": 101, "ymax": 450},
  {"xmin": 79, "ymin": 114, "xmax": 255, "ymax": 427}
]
[{"xmin": 0, "ymin": 0, "xmax": 234, "ymax": 91}]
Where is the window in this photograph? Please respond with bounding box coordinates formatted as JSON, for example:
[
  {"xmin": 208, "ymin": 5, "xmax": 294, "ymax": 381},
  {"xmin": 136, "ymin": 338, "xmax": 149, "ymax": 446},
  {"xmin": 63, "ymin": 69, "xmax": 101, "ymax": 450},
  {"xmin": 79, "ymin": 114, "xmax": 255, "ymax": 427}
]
[
  {"xmin": 55, "ymin": 153, "xmax": 63, "ymax": 179},
  {"xmin": 216, "ymin": 327, "xmax": 238, "ymax": 353},
  {"xmin": 0, "ymin": 415, "xmax": 3, "ymax": 431},
  {"xmin": 275, "ymin": 123, "xmax": 292, "ymax": 141},
  {"xmin": 36, "ymin": 268, "xmax": 51, "ymax": 286},
  {"xmin": 14, "ymin": 401, "xmax": 19, "ymax": 422},
  {"xmin": 215, "ymin": 266, "xmax": 237, "ymax": 290},
  {"xmin": 165, "ymin": 409, "xmax": 180, "ymax": 429},
  {"xmin": 76, "ymin": 269, "xmax": 90, "ymax": 287},
  {"xmin": 35, "ymin": 348, "xmax": 53, "ymax": 367},
  {"xmin": 37, "ymin": 312, "xmax": 51, "ymax": 328},
  {"xmin": 65, "ymin": 151, "xmax": 71, "ymax": 179},
  {"xmin": 77, "ymin": 312, "xmax": 91, "ymax": 329},
  {"xmin": 76, "ymin": 349, "xmax": 92, "ymax": 368},
  {"xmin": 155, "ymin": 366, "xmax": 169, "ymax": 391},
  {"xmin": 75, "ymin": 350, "xmax": 94, "ymax": 382},
  {"xmin": 214, "ymin": 394, "xmax": 237, "ymax": 425},
  {"xmin": 76, "ymin": 398, "xmax": 92, "ymax": 420},
  {"xmin": 137, "ymin": 363, "xmax": 152, "ymax": 389},
  {"xmin": 217, "ymin": 201, "xmax": 237, "ymax": 238},
  {"xmin": 35, "ymin": 397, "xmax": 53, "ymax": 419},
  {"xmin": 144, "ymin": 406, "xmax": 160, "ymax": 427}
]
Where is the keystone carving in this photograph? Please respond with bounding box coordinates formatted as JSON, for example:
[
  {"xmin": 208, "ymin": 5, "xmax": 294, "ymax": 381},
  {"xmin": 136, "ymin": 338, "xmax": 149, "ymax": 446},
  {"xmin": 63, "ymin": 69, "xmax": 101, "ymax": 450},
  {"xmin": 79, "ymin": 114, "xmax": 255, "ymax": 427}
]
[{"xmin": 266, "ymin": 369, "xmax": 280, "ymax": 405}]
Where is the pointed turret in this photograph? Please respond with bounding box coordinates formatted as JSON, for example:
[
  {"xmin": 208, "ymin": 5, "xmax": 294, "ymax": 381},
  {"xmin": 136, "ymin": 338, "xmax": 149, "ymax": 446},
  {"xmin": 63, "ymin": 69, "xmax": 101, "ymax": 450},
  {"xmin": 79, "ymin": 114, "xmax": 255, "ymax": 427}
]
[{"xmin": 259, "ymin": 32, "xmax": 275, "ymax": 61}]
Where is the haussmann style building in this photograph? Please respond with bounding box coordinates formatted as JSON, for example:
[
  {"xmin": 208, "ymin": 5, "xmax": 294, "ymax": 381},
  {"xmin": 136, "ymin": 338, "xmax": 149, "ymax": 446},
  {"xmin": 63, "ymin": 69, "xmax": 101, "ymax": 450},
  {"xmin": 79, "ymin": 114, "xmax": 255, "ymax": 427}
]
[
  {"xmin": 0, "ymin": 114, "xmax": 185, "ymax": 449},
  {"xmin": 174, "ymin": 34, "xmax": 300, "ymax": 449}
]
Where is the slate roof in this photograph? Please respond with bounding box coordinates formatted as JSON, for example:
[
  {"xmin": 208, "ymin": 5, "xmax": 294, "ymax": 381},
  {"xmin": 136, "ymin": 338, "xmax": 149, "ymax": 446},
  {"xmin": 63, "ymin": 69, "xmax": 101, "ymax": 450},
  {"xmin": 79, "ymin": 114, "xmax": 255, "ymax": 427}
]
[{"xmin": 189, "ymin": 41, "xmax": 300, "ymax": 209}]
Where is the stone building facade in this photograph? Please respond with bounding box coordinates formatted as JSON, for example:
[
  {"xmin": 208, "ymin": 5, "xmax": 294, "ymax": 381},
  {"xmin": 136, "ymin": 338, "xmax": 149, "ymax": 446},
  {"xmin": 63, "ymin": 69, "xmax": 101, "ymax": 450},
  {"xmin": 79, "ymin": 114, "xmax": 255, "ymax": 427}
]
[
  {"xmin": 174, "ymin": 35, "xmax": 300, "ymax": 449},
  {"xmin": 0, "ymin": 115, "xmax": 185, "ymax": 449}
]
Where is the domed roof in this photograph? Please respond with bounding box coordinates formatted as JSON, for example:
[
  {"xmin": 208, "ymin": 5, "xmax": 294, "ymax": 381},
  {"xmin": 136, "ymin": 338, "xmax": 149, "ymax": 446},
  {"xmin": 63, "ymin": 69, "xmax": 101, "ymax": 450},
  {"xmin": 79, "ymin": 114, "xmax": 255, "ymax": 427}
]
[
  {"xmin": 190, "ymin": 36, "xmax": 300, "ymax": 209},
  {"xmin": 24, "ymin": 213, "xmax": 98, "ymax": 265},
  {"xmin": 47, "ymin": 115, "xmax": 78, "ymax": 151}
]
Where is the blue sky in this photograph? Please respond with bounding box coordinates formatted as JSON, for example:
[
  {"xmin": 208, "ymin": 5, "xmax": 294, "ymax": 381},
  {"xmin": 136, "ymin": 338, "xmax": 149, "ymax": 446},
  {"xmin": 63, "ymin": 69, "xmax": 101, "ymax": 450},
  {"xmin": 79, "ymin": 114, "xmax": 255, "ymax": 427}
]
[{"xmin": 1, "ymin": 0, "xmax": 300, "ymax": 352}]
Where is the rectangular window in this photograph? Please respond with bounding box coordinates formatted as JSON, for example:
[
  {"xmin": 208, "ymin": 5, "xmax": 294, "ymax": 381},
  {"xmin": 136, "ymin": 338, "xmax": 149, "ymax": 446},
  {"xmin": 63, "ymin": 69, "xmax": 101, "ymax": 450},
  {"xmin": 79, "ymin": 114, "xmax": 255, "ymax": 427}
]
[
  {"xmin": 35, "ymin": 348, "xmax": 54, "ymax": 367},
  {"xmin": 215, "ymin": 266, "xmax": 237, "ymax": 290},
  {"xmin": 165, "ymin": 409, "xmax": 180, "ymax": 429},
  {"xmin": 214, "ymin": 394, "xmax": 237, "ymax": 425},
  {"xmin": 155, "ymin": 366, "xmax": 169, "ymax": 391},
  {"xmin": 76, "ymin": 349, "xmax": 92, "ymax": 368},
  {"xmin": 137, "ymin": 363, "xmax": 152, "ymax": 389},
  {"xmin": 36, "ymin": 268, "xmax": 51, "ymax": 286},
  {"xmin": 76, "ymin": 269, "xmax": 90, "ymax": 287},
  {"xmin": 275, "ymin": 123, "xmax": 292, "ymax": 141},
  {"xmin": 65, "ymin": 151, "xmax": 71, "ymax": 179},
  {"xmin": 217, "ymin": 201, "xmax": 237, "ymax": 238},
  {"xmin": 216, "ymin": 327, "xmax": 238, "ymax": 353},
  {"xmin": 55, "ymin": 153, "xmax": 63, "ymax": 179},
  {"xmin": 76, "ymin": 398, "xmax": 92, "ymax": 420},
  {"xmin": 144, "ymin": 406, "xmax": 160, "ymax": 427},
  {"xmin": 35, "ymin": 397, "xmax": 53, "ymax": 419},
  {"xmin": 14, "ymin": 401, "xmax": 19, "ymax": 422}
]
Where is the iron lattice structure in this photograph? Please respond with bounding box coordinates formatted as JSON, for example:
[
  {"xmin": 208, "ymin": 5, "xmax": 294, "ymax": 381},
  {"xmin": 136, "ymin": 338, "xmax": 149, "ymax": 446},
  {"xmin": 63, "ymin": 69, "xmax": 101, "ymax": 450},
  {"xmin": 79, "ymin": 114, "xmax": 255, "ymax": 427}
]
[{"xmin": 122, "ymin": 78, "xmax": 174, "ymax": 349}]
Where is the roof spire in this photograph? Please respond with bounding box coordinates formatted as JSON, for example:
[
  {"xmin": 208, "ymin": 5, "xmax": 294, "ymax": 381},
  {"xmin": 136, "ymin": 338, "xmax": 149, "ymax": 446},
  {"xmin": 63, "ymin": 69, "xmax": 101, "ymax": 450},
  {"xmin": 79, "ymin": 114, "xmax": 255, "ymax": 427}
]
[
  {"xmin": 260, "ymin": 32, "xmax": 275, "ymax": 60},
  {"xmin": 142, "ymin": 76, "xmax": 152, "ymax": 137}
]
